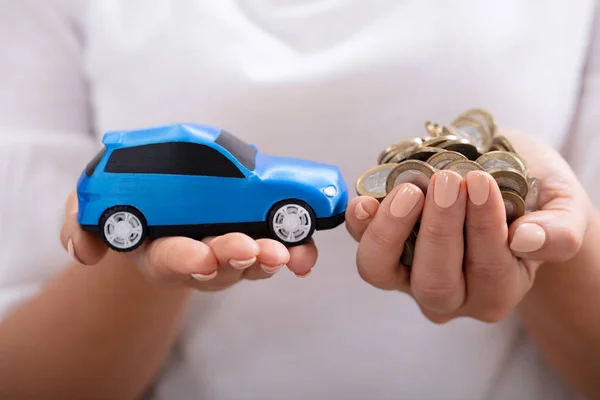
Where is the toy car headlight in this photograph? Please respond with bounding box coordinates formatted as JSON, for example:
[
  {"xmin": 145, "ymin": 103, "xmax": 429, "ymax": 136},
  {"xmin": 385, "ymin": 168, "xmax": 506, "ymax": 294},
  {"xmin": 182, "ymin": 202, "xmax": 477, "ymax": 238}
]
[{"xmin": 323, "ymin": 185, "xmax": 337, "ymax": 197}]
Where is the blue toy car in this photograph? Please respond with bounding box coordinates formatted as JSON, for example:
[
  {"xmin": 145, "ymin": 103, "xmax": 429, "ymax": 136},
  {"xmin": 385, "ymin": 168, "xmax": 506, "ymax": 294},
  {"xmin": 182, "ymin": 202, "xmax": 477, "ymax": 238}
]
[{"xmin": 77, "ymin": 123, "xmax": 348, "ymax": 252}]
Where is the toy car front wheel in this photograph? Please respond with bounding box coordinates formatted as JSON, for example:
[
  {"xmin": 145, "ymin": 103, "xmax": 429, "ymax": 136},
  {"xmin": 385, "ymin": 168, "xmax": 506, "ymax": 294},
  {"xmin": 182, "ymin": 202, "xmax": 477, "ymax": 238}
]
[
  {"xmin": 100, "ymin": 206, "xmax": 147, "ymax": 252},
  {"xmin": 267, "ymin": 200, "xmax": 316, "ymax": 246}
]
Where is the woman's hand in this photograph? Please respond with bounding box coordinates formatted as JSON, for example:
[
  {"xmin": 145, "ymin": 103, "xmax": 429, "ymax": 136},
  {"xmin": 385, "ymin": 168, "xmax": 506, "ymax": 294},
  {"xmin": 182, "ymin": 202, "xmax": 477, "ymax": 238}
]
[
  {"xmin": 346, "ymin": 131, "xmax": 592, "ymax": 323},
  {"xmin": 59, "ymin": 192, "xmax": 318, "ymax": 291}
]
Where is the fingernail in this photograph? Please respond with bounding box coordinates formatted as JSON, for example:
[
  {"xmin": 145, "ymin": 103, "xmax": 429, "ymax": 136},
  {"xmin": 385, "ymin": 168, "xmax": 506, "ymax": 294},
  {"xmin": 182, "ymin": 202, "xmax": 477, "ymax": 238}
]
[
  {"xmin": 434, "ymin": 171, "xmax": 462, "ymax": 208},
  {"xmin": 260, "ymin": 263, "xmax": 282, "ymax": 274},
  {"xmin": 466, "ymin": 171, "xmax": 490, "ymax": 206},
  {"xmin": 67, "ymin": 238, "xmax": 86, "ymax": 265},
  {"xmin": 191, "ymin": 270, "xmax": 218, "ymax": 281},
  {"xmin": 295, "ymin": 270, "xmax": 312, "ymax": 278},
  {"xmin": 390, "ymin": 184, "xmax": 420, "ymax": 218},
  {"xmin": 354, "ymin": 202, "xmax": 371, "ymax": 220},
  {"xmin": 510, "ymin": 223, "xmax": 546, "ymax": 252},
  {"xmin": 229, "ymin": 257, "xmax": 256, "ymax": 269}
]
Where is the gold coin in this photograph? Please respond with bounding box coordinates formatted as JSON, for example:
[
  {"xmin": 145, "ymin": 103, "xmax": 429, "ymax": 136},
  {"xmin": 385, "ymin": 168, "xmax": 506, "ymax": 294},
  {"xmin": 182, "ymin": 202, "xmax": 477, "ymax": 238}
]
[
  {"xmin": 451, "ymin": 117, "xmax": 493, "ymax": 153},
  {"xmin": 426, "ymin": 150, "xmax": 468, "ymax": 169},
  {"xmin": 384, "ymin": 144, "xmax": 422, "ymax": 164},
  {"xmin": 356, "ymin": 163, "xmax": 397, "ymax": 201},
  {"xmin": 385, "ymin": 160, "xmax": 436, "ymax": 195},
  {"xmin": 425, "ymin": 121, "xmax": 444, "ymax": 136},
  {"xmin": 407, "ymin": 147, "xmax": 445, "ymax": 162},
  {"xmin": 438, "ymin": 125, "xmax": 477, "ymax": 144},
  {"xmin": 491, "ymin": 136, "xmax": 517, "ymax": 154},
  {"xmin": 400, "ymin": 228, "xmax": 418, "ymax": 268},
  {"xmin": 438, "ymin": 139, "xmax": 480, "ymax": 160},
  {"xmin": 488, "ymin": 168, "xmax": 529, "ymax": 199},
  {"xmin": 455, "ymin": 108, "xmax": 497, "ymax": 136},
  {"xmin": 501, "ymin": 189, "xmax": 525, "ymax": 224},
  {"xmin": 378, "ymin": 138, "xmax": 422, "ymax": 165},
  {"xmin": 475, "ymin": 151, "xmax": 527, "ymax": 174},
  {"xmin": 443, "ymin": 159, "xmax": 484, "ymax": 178},
  {"xmin": 524, "ymin": 177, "xmax": 540, "ymax": 213},
  {"xmin": 400, "ymin": 239, "xmax": 415, "ymax": 267},
  {"xmin": 419, "ymin": 135, "xmax": 458, "ymax": 148}
]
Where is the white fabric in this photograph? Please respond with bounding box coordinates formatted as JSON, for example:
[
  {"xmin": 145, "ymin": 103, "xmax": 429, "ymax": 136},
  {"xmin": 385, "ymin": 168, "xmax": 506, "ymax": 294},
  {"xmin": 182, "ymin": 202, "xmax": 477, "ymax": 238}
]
[{"xmin": 1, "ymin": 1, "xmax": 599, "ymax": 399}]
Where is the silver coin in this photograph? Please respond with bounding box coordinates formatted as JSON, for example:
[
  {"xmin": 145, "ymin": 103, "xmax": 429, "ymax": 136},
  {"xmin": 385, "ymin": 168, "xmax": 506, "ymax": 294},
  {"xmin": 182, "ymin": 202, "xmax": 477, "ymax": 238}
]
[
  {"xmin": 356, "ymin": 163, "xmax": 397, "ymax": 200},
  {"xmin": 524, "ymin": 177, "xmax": 540, "ymax": 213},
  {"xmin": 451, "ymin": 117, "xmax": 492, "ymax": 153},
  {"xmin": 488, "ymin": 168, "xmax": 529, "ymax": 199},
  {"xmin": 501, "ymin": 189, "xmax": 525, "ymax": 223},
  {"xmin": 407, "ymin": 147, "xmax": 445, "ymax": 162},
  {"xmin": 386, "ymin": 160, "xmax": 436, "ymax": 195},
  {"xmin": 476, "ymin": 151, "xmax": 527, "ymax": 175},
  {"xmin": 455, "ymin": 108, "xmax": 497, "ymax": 137},
  {"xmin": 438, "ymin": 139, "xmax": 480, "ymax": 160},
  {"xmin": 378, "ymin": 138, "xmax": 423, "ymax": 165},
  {"xmin": 426, "ymin": 150, "xmax": 468, "ymax": 169},
  {"xmin": 443, "ymin": 159, "xmax": 484, "ymax": 178}
]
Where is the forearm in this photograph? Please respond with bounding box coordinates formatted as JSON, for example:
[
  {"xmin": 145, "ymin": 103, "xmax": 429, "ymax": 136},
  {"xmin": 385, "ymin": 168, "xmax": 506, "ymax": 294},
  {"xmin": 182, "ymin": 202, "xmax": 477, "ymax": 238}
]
[
  {"xmin": 0, "ymin": 251, "xmax": 193, "ymax": 399},
  {"xmin": 518, "ymin": 208, "xmax": 600, "ymax": 398}
]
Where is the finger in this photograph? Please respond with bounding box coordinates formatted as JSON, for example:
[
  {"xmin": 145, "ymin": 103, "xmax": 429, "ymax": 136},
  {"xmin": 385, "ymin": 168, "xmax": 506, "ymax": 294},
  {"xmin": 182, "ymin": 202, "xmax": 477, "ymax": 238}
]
[
  {"xmin": 138, "ymin": 236, "xmax": 219, "ymax": 283},
  {"xmin": 286, "ymin": 239, "xmax": 318, "ymax": 277},
  {"xmin": 207, "ymin": 232, "xmax": 261, "ymax": 273},
  {"xmin": 345, "ymin": 196, "xmax": 380, "ymax": 242},
  {"xmin": 59, "ymin": 191, "xmax": 107, "ymax": 266},
  {"xmin": 508, "ymin": 193, "xmax": 587, "ymax": 264},
  {"xmin": 411, "ymin": 171, "xmax": 466, "ymax": 314},
  {"xmin": 242, "ymin": 239, "xmax": 290, "ymax": 280},
  {"xmin": 463, "ymin": 171, "xmax": 523, "ymax": 322},
  {"xmin": 356, "ymin": 183, "xmax": 424, "ymax": 290}
]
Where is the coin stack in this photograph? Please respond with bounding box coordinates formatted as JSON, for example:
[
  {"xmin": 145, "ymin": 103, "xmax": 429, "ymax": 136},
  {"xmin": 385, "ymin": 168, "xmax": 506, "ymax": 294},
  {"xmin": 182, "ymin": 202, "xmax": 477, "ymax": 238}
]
[{"xmin": 355, "ymin": 108, "xmax": 540, "ymax": 267}]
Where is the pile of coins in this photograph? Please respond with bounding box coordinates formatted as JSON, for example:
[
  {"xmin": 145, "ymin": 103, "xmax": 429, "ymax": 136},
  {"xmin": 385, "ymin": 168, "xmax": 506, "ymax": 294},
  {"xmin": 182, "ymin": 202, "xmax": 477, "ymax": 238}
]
[{"xmin": 355, "ymin": 108, "xmax": 540, "ymax": 267}]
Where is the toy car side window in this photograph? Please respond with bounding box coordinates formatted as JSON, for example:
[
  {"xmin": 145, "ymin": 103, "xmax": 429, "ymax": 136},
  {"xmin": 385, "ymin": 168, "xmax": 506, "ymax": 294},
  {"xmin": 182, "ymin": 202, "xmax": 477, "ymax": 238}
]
[
  {"xmin": 85, "ymin": 147, "xmax": 106, "ymax": 177},
  {"xmin": 105, "ymin": 142, "xmax": 245, "ymax": 178}
]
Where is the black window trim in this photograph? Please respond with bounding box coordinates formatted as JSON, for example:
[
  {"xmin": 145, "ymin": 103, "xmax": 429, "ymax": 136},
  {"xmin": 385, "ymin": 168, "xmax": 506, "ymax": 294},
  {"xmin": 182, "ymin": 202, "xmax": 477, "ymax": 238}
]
[{"xmin": 104, "ymin": 141, "xmax": 245, "ymax": 178}]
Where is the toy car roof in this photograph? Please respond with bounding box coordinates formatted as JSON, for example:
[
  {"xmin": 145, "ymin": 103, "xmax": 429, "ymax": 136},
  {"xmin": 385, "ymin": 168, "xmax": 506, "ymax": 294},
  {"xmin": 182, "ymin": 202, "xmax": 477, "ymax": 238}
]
[{"xmin": 101, "ymin": 123, "xmax": 222, "ymax": 148}]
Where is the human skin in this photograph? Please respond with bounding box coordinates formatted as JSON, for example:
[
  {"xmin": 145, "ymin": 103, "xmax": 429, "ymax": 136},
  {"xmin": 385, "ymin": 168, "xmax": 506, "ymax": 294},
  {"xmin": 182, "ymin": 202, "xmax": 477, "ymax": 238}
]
[
  {"xmin": 345, "ymin": 130, "xmax": 600, "ymax": 398},
  {"xmin": 0, "ymin": 193, "xmax": 319, "ymax": 399}
]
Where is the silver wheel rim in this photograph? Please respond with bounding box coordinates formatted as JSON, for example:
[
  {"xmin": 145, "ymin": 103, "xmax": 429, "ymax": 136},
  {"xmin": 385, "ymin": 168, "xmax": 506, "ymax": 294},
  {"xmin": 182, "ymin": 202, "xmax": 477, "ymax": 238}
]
[
  {"xmin": 272, "ymin": 203, "xmax": 312, "ymax": 243},
  {"xmin": 103, "ymin": 211, "xmax": 144, "ymax": 249}
]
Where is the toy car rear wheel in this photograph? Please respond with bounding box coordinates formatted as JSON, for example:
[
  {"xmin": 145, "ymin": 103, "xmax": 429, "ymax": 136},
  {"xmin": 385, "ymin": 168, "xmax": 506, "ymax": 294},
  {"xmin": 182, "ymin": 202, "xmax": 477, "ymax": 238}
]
[
  {"xmin": 267, "ymin": 200, "xmax": 316, "ymax": 246},
  {"xmin": 100, "ymin": 206, "xmax": 147, "ymax": 252}
]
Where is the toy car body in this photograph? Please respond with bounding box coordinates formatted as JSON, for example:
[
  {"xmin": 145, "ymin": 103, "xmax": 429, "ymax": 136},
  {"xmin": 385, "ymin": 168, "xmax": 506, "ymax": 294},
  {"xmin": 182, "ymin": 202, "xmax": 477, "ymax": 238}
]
[{"xmin": 77, "ymin": 123, "xmax": 348, "ymax": 251}]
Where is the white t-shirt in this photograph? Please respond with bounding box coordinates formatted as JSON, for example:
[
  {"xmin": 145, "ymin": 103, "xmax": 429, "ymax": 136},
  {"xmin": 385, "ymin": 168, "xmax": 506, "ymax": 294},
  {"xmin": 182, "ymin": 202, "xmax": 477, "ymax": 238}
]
[{"xmin": 1, "ymin": 1, "xmax": 599, "ymax": 399}]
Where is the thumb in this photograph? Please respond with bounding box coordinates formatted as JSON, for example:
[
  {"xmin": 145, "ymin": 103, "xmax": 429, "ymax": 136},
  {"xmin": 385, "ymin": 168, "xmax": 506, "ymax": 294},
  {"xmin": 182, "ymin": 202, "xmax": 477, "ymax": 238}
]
[
  {"xmin": 507, "ymin": 194, "xmax": 589, "ymax": 263},
  {"xmin": 60, "ymin": 190, "xmax": 108, "ymax": 265}
]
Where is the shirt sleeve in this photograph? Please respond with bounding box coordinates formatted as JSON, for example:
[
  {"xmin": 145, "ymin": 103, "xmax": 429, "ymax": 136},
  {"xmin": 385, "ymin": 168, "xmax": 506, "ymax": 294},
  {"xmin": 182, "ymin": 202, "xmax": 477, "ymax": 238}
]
[
  {"xmin": 0, "ymin": 0, "xmax": 97, "ymax": 322},
  {"xmin": 561, "ymin": 3, "xmax": 600, "ymax": 207}
]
